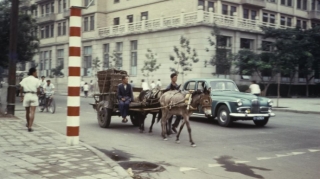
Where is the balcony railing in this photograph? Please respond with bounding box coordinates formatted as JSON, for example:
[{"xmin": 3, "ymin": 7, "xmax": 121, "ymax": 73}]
[
  {"xmin": 36, "ymin": 13, "xmax": 56, "ymax": 24},
  {"xmin": 63, "ymin": 9, "xmax": 70, "ymax": 18},
  {"xmin": 34, "ymin": 0, "xmax": 51, "ymax": 3},
  {"xmin": 241, "ymin": 0, "xmax": 266, "ymax": 8},
  {"xmin": 98, "ymin": 9, "xmax": 293, "ymax": 38},
  {"xmin": 308, "ymin": 10, "xmax": 320, "ymax": 20}
]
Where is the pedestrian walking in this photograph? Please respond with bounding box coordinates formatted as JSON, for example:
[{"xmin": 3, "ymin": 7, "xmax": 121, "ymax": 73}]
[
  {"xmin": 117, "ymin": 76, "xmax": 133, "ymax": 123},
  {"xmin": 19, "ymin": 67, "xmax": 41, "ymax": 132},
  {"xmin": 90, "ymin": 80, "xmax": 94, "ymax": 93},
  {"xmin": 80, "ymin": 80, "xmax": 85, "ymax": 92},
  {"xmin": 83, "ymin": 82, "xmax": 89, "ymax": 97},
  {"xmin": 165, "ymin": 73, "xmax": 182, "ymax": 133},
  {"xmin": 249, "ymin": 80, "xmax": 261, "ymax": 96},
  {"xmin": 156, "ymin": 79, "xmax": 162, "ymax": 90},
  {"xmin": 141, "ymin": 79, "xmax": 149, "ymax": 90},
  {"xmin": 129, "ymin": 80, "xmax": 135, "ymax": 88},
  {"xmin": 150, "ymin": 80, "xmax": 156, "ymax": 89}
]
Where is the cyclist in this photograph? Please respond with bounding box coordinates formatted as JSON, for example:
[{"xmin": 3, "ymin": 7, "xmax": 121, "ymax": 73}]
[{"xmin": 43, "ymin": 80, "xmax": 55, "ymax": 112}]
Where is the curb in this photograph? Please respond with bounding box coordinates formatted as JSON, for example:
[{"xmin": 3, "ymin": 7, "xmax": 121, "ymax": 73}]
[
  {"xmin": 273, "ymin": 108, "xmax": 320, "ymax": 114},
  {"xmin": 15, "ymin": 116, "xmax": 132, "ymax": 179}
]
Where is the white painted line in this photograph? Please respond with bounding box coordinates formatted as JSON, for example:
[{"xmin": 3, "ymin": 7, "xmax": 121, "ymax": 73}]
[
  {"xmin": 235, "ymin": 161, "xmax": 250, "ymax": 164},
  {"xmin": 276, "ymin": 154, "xmax": 291, "ymax": 157},
  {"xmin": 291, "ymin": 152, "xmax": 305, "ymax": 155},
  {"xmin": 257, "ymin": 157, "xmax": 274, "ymax": 160},
  {"xmin": 308, "ymin": 149, "xmax": 320, "ymax": 152},
  {"xmin": 179, "ymin": 167, "xmax": 198, "ymax": 172},
  {"xmin": 208, "ymin": 164, "xmax": 223, "ymax": 168}
]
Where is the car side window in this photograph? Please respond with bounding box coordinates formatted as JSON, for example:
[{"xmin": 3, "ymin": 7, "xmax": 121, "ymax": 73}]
[
  {"xmin": 197, "ymin": 81, "xmax": 205, "ymax": 91},
  {"xmin": 185, "ymin": 81, "xmax": 196, "ymax": 91}
]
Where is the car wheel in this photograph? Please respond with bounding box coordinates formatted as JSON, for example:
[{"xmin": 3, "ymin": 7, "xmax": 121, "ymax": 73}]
[
  {"xmin": 217, "ymin": 105, "xmax": 232, "ymax": 127},
  {"xmin": 253, "ymin": 117, "xmax": 269, "ymax": 127}
]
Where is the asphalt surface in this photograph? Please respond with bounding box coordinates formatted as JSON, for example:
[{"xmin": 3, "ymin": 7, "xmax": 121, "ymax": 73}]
[{"xmin": 13, "ymin": 95, "xmax": 320, "ymax": 179}]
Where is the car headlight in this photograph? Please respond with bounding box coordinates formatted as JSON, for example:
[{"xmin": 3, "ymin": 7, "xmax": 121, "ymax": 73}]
[
  {"xmin": 237, "ymin": 99, "xmax": 243, "ymax": 106},
  {"xmin": 268, "ymin": 99, "xmax": 273, "ymax": 107}
]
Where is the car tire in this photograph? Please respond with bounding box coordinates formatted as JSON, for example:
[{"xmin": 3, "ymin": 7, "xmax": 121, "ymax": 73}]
[
  {"xmin": 253, "ymin": 117, "xmax": 269, "ymax": 127},
  {"xmin": 217, "ymin": 105, "xmax": 233, "ymax": 127}
]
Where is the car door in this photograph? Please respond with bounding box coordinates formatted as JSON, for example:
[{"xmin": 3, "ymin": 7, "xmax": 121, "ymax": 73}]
[{"xmin": 183, "ymin": 81, "xmax": 196, "ymax": 91}]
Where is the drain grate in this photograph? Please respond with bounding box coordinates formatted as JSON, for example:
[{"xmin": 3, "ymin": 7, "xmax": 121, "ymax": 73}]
[{"xmin": 119, "ymin": 161, "xmax": 165, "ymax": 173}]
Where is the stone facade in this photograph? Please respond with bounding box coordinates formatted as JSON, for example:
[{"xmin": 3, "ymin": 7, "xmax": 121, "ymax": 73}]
[{"xmin": 20, "ymin": 0, "xmax": 320, "ymax": 92}]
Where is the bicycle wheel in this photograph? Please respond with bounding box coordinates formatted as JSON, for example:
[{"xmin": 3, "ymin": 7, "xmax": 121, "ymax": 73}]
[
  {"xmin": 38, "ymin": 98, "xmax": 44, "ymax": 112},
  {"xmin": 49, "ymin": 99, "xmax": 56, "ymax": 114}
]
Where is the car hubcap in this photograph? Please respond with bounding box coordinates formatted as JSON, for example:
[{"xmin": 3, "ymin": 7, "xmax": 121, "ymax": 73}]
[{"xmin": 219, "ymin": 110, "xmax": 227, "ymax": 122}]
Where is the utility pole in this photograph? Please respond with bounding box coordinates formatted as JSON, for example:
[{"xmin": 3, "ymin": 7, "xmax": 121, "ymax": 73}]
[{"xmin": 6, "ymin": 0, "xmax": 20, "ymax": 115}]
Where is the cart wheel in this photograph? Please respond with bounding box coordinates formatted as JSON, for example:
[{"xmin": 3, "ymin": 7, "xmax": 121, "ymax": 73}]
[
  {"xmin": 98, "ymin": 107, "xmax": 112, "ymax": 128},
  {"xmin": 130, "ymin": 113, "xmax": 140, "ymax": 127}
]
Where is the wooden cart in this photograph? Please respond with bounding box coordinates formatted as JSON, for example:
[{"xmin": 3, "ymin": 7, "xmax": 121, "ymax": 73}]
[{"xmin": 90, "ymin": 69, "xmax": 160, "ymax": 128}]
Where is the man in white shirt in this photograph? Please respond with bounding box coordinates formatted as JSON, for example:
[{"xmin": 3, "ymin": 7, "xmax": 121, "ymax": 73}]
[
  {"xmin": 141, "ymin": 79, "xmax": 149, "ymax": 91},
  {"xmin": 43, "ymin": 80, "xmax": 55, "ymax": 111},
  {"xmin": 156, "ymin": 79, "xmax": 162, "ymax": 90},
  {"xmin": 20, "ymin": 68, "xmax": 41, "ymax": 132},
  {"xmin": 150, "ymin": 80, "xmax": 156, "ymax": 89},
  {"xmin": 80, "ymin": 80, "xmax": 85, "ymax": 92},
  {"xmin": 39, "ymin": 76, "xmax": 46, "ymax": 88},
  {"xmin": 249, "ymin": 80, "xmax": 261, "ymax": 96}
]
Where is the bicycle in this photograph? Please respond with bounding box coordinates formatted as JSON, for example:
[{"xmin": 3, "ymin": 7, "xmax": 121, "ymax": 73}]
[{"xmin": 39, "ymin": 92, "xmax": 56, "ymax": 114}]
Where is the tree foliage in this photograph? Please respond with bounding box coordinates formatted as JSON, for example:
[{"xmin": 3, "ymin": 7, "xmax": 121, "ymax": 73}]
[
  {"xmin": 108, "ymin": 50, "xmax": 122, "ymax": 69},
  {"xmin": 169, "ymin": 36, "xmax": 199, "ymax": 75},
  {"xmin": 141, "ymin": 49, "xmax": 161, "ymax": 77},
  {"xmin": 0, "ymin": 0, "xmax": 39, "ymax": 68}
]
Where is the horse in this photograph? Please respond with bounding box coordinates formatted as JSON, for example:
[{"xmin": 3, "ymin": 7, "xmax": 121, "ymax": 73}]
[{"xmin": 159, "ymin": 87, "xmax": 212, "ymax": 147}]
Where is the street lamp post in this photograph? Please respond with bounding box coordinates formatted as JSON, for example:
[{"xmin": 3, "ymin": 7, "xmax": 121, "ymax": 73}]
[
  {"xmin": 66, "ymin": 0, "xmax": 94, "ymax": 145},
  {"xmin": 6, "ymin": 0, "xmax": 19, "ymax": 115}
]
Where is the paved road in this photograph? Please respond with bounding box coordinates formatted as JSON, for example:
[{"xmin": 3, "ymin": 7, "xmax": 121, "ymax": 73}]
[{"xmin": 14, "ymin": 95, "xmax": 320, "ymax": 179}]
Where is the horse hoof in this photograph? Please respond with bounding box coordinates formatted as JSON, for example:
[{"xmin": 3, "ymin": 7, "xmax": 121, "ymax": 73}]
[
  {"xmin": 149, "ymin": 131, "xmax": 152, "ymax": 133},
  {"xmin": 163, "ymin": 138, "xmax": 168, "ymax": 141},
  {"xmin": 176, "ymin": 140, "xmax": 180, "ymax": 144},
  {"xmin": 139, "ymin": 130, "xmax": 144, "ymax": 133},
  {"xmin": 191, "ymin": 144, "xmax": 196, "ymax": 147}
]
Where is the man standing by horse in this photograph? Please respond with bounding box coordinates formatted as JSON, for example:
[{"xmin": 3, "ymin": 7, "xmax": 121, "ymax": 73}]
[
  {"xmin": 117, "ymin": 76, "xmax": 134, "ymax": 123},
  {"xmin": 165, "ymin": 73, "xmax": 182, "ymax": 133}
]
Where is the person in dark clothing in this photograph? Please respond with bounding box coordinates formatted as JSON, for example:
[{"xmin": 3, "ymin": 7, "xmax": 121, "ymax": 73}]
[
  {"xmin": 117, "ymin": 76, "xmax": 134, "ymax": 123},
  {"xmin": 166, "ymin": 73, "xmax": 182, "ymax": 133}
]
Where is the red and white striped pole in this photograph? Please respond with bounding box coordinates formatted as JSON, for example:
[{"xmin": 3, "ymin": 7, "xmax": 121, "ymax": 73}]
[{"xmin": 66, "ymin": 0, "xmax": 82, "ymax": 145}]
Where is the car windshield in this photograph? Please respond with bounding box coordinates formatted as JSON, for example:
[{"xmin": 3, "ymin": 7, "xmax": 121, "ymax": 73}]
[{"xmin": 209, "ymin": 81, "xmax": 239, "ymax": 91}]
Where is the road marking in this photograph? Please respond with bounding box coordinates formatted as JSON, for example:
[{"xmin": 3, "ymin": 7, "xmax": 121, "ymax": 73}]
[
  {"xmin": 208, "ymin": 164, "xmax": 223, "ymax": 168},
  {"xmin": 291, "ymin": 152, "xmax": 305, "ymax": 155},
  {"xmin": 276, "ymin": 154, "xmax": 292, "ymax": 157},
  {"xmin": 179, "ymin": 167, "xmax": 198, "ymax": 172},
  {"xmin": 257, "ymin": 157, "xmax": 275, "ymax": 160},
  {"xmin": 235, "ymin": 161, "xmax": 250, "ymax": 164},
  {"xmin": 308, "ymin": 149, "xmax": 320, "ymax": 152}
]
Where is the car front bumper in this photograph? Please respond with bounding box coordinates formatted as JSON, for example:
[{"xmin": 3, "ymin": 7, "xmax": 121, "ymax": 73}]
[{"xmin": 230, "ymin": 113, "xmax": 275, "ymax": 117}]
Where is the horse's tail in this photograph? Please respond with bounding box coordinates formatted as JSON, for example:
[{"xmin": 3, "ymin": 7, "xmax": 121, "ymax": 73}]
[{"xmin": 157, "ymin": 110, "xmax": 162, "ymax": 123}]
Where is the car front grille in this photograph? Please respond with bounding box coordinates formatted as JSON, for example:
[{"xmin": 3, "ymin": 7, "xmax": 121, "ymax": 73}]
[{"xmin": 251, "ymin": 99, "xmax": 260, "ymax": 113}]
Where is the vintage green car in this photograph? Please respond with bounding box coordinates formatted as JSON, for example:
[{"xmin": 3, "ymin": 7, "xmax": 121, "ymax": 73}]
[{"xmin": 182, "ymin": 78, "xmax": 275, "ymax": 127}]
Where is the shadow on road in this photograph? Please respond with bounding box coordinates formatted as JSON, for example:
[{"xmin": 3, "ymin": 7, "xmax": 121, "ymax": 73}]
[{"xmin": 215, "ymin": 155, "xmax": 271, "ymax": 179}]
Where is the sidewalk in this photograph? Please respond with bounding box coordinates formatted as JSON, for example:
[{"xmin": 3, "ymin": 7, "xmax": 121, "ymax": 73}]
[
  {"xmin": 271, "ymin": 98, "xmax": 320, "ymax": 114},
  {"xmin": 0, "ymin": 117, "xmax": 132, "ymax": 179}
]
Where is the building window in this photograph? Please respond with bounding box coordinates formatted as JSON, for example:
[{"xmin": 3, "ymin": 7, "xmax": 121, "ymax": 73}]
[
  {"xmin": 263, "ymin": 13, "xmax": 268, "ymax": 22},
  {"xmin": 85, "ymin": 0, "xmax": 94, "ymax": 6},
  {"xmin": 41, "ymin": 26, "xmax": 44, "ymax": 38},
  {"xmin": 58, "ymin": 22, "xmax": 62, "ymax": 36},
  {"xmin": 141, "ymin": 12, "xmax": 148, "ymax": 20},
  {"xmin": 302, "ymin": 20, "xmax": 307, "ymax": 29},
  {"xmin": 83, "ymin": 46, "xmax": 92, "ymax": 76},
  {"xmin": 41, "ymin": 5, "xmax": 45, "ymax": 16},
  {"xmin": 130, "ymin": 41, "xmax": 138, "ymax": 76},
  {"xmin": 288, "ymin": 0, "xmax": 292, "ymax": 6},
  {"xmin": 114, "ymin": 0, "xmax": 120, "ymax": 3},
  {"xmin": 58, "ymin": 0, "xmax": 62, "ymax": 13},
  {"xmin": 57, "ymin": 22, "xmax": 66, "ymax": 36},
  {"xmin": 243, "ymin": 9, "xmax": 249, "ymax": 19},
  {"xmin": 281, "ymin": 0, "xmax": 293, "ymax": 6},
  {"xmin": 217, "ymin": 36, "xmax": 232, "ymax": 47},
  {"xmin": 114, "ymin": 17, "xmax": 120, "ymax": 25},
  {"xmin": 208, "ymin": 1, "xmax": 214, "ymax": 12},
  {"xmin": 127, "ymin": 15, "xmax": 133, "ymax": 23},
  {"xmin": 50, "ymin": 24, "xmax": 54, "ymax": 37},
  {"xmin": 198, "ymin": 0, "xmax": 204, "ymax": 7},
  {"xmin": 240, "ymin": 38, "xmax": 254, "ymax": 49},
  {"xmin": 51, "ymin": 2, "xmax": 54, "ymax": 13},
  {"xmin": 45, "ymin": 4, "xmax": 50, "ymax": 14},
  {"xmin": 297, "ymin": 19, "xmax": 301, "ymax": 27},
  {"xmin": 45, "ymin": 25, "xmax": 50, "ymax": 38},
  {"xmin": 115, "ymin": 42, "xmax": 123, "ymax": 69},
  {"xmin": 90, "ymin": 16, "xmax": 94, "ymax": 30},
  {"xmin": 62, "ymin": 22, "xmax": 66, "ymax": 35},
  {"xmin": 302, "ymin": 0, "xmax": 307, "ymax": 10},
  {"xmin": 297, "ymin": 0, "xmax": 302, "ymax": 8},
  {"xmin": 280, "ymin": 16, "xmax": 286, "ymax": 25},
  {"xmin": 270, "ymin": 14, "xmax": 275, "ymax": 23},
  {"xmin": 103, "ymin": 44, "xmax": 109, "ymax": 69},
  {"xmin": 57, "ymin": 49, "xmax": 64, "ymax": 70},
  {"xmin": 63, "ymin": 0, "xmax": 67, "ymax": 9},
  {"xmin": 222, "ymin": 4, "xmax": 228, "ymax": 15},
  {"xmin": 262, "ymin": 41, "xmax": 273, "ymax": 51},
  {"xmin": 281, "ymin": 0, "xmax": 286, "ymax": 5},
  {"xmin": 251, "ymin": 10, "xmax": 257, "ymax": 20},
  {"xmin": 230, "ymin": 6, "xmax": 236, "ymax": 16}
]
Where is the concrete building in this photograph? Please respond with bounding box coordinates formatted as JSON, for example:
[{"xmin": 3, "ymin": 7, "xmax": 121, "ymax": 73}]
[{"xmin": 19, "ymin": 0, "xmax": 320, "ymax": 92}]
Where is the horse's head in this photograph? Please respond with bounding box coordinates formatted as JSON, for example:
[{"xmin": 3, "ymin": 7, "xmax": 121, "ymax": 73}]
[{"xmin": 191, "ymin": 86, "xmax": 212, "ymax": 116}]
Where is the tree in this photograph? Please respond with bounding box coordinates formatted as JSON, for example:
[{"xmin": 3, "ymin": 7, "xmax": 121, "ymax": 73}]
[
  {"xmin": 205, "ymin": 24, "xmax": 234, "ymax": 76},
  {"xmin": 108, "ymin": 50, "xmax": 122, "ymax": 70},
  {"xmin": 169, "ymin": 36, "xmax": 199, "ymax": 83},
  {"xmin": 0, "ymin": 0, "xmax": 39, "ymax": 68},
  {"xmin": 141, "ymin": 49, "xmax": 161, "ymax": 83},
  {"xmin": 50, "ymin": 65, "xmax": 64, "ymax": 92}
]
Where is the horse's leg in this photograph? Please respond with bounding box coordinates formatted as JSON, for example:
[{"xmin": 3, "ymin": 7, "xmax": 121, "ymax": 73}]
[
  {"xmin": 184, "ymin": 115, "xmax": 196, "ymax": 147},
  {"xmin": 149, "ymin": 112, "xmax": 156, "ymax": 133},
  {"xmin": 139, "ymin": 113, "xmax": 145, "ymax": 133},
  {"xmin": 167, "ymin": 116, "xmax": 173, "ymax": 136},
  {"xmin": 160, "ymin": 110, "xmax": 168, "ymax": 140},
  {"xmin": 176, "ymin": 120, "xmax": 186, "ymax": 144}
]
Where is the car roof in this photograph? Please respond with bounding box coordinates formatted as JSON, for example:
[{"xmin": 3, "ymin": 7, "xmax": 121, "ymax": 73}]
[{"xmin": 187, "ymin": 78, "xmax": 234, "ymax": 82}]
